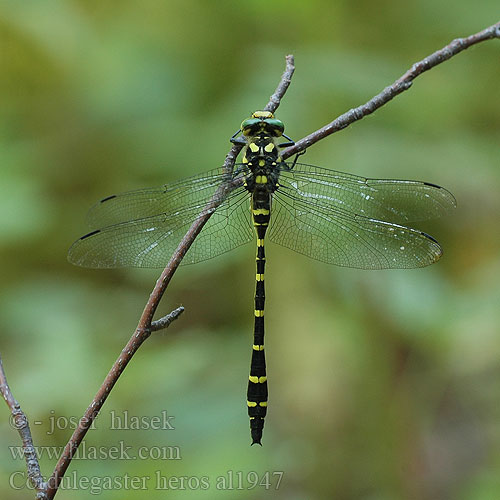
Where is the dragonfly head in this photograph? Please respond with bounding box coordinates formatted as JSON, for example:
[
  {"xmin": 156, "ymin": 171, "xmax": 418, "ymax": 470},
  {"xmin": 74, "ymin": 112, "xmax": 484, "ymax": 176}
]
[{"xmin": 241, "ymin": 111, "xmax": 285, "ymax": 138}]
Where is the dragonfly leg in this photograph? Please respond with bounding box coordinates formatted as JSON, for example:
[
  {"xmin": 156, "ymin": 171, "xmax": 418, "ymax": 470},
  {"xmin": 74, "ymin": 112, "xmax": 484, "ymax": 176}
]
[
  {"xmin": 277, "ymin": 133, "xmax": 295, "ymax": 149},
  {"xmin": 230, "ymin": 129, "xmax": 246, "ymax": 145},
  {"xmin": 282, "ymin": 149, "xmax": 306, "ymax": 170}
]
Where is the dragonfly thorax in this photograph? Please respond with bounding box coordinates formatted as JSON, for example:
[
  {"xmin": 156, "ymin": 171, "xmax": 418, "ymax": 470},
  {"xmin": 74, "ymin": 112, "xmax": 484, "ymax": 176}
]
[
  {"xmin": 241, "ymin": 113, "xmax": 284, "ymax": 195},
  {"xmin": 243, "ymin": 134, "xmax": 280, "ymax": 165},
  {"xmin": 242, "ymin": 134, "xmax": 281, "ymax": 194}
]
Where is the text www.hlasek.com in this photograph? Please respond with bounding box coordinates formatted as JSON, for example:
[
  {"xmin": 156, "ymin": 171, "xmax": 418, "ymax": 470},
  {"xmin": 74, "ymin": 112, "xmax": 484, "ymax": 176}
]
[{"xmin": 9, "ymin": 441, "xmax": 181, "ymax": 461}]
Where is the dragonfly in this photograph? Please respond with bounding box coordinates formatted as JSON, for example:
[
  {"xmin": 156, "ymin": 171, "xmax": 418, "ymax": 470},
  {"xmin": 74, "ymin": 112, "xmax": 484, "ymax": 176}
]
[{"xmin": 68, "ymin": 110, "xmax": 456, "ymax": 445}]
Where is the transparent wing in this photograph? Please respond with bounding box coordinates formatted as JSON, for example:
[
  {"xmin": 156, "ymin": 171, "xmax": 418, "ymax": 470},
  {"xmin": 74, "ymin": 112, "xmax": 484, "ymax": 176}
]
[
  {"xmin": 269, "ymin": 189, "xmax": 444, "ymax": 269},
  {"xmin": 68, "ymin": 172, "xmax": 253, "ymax": 268},
  {"xmin": 278, "ymin": 163, "xmax": 456, "ymax": 223},
  {"xmin": 86, "ymin": 168, "xmax": 238, "ymax": 228}
]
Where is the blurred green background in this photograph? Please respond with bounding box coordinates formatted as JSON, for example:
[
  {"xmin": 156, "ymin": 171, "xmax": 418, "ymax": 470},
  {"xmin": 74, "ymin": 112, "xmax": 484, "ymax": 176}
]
[{"xmin": 1, "ymin": 1, "xmax": 499, "ymax": 499}]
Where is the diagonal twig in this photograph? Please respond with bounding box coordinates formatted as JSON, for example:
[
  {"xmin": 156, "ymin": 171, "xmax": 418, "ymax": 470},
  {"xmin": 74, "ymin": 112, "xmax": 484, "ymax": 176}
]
[
  {"xmin": 265, "ymin": 54, "xmax": 295, "ymax": 113},
  {"xmin": 282, "ymin": 21, "xmax": 500, "ymax": 160},
  {"xmin": 0, "ymin": 354, "xmax": 47, "ymax": 499},
  {"xmin": 44, "ymin": 305, "xmax": 184, "ymax": 498}
]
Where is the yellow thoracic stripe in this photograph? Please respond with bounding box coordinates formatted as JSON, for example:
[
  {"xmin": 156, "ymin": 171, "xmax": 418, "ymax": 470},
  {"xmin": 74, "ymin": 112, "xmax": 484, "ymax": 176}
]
[
  {"xmin": 256, "ymin": 274, "xmax": 264, "ymax": 281},
  {"xmin": 255, "ymin": 175, "xmax": 268, "ymax": 184},
  {"xmin": 249, "ymin": 375, "xmax": 267, "ymax": 384},
  {"xmin": 253, "ymin": 344, "xmax": 264, "ymax": 351},
  {"xmin": 254, "ymin": 310, "xmax": 264, "ymax": 317},
  {"xmin": 252, "ymin": 208, "xmax": 270, "ymax": 216},
  {"xmin": 249, "ymin": 142, "xmax": 259, "ymax": 153},
  {"xmin": 264, "ymin": 142, "xmax": 275, "ymax": 152}
]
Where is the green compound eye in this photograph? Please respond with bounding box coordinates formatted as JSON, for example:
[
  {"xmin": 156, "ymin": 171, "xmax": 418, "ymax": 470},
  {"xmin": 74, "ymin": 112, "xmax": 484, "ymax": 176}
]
[
  {"xmin": 241, "ymin": 118, "xmax": 260, "ymax": 129},
  {"xmin": 264, "ymin": 118, "xmax": 285, "ymax": 136},
  {"xmin": 241, "ymin": 118, "xmax": 261, "ymax": 135}
]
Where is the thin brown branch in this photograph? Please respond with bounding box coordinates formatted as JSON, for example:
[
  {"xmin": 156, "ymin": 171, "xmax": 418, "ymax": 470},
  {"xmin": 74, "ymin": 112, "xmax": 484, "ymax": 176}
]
[
  {"xmin": 0, "ymin": 354, "xmax": 47, "ymax": 498},
  {"xmin": 265, "ymin": 55, "xmax": 295, "ymax": 113},
  {"xmin": 45, "ymin": 304, "xmax": 184, "ymax": 498},
  {"xmin": 151, "ymin": 306, "xmax": 185, "ymax": 332},
  {"xmin": 44, "ymin": 55, "xmax": 296, "ymax": 499},
  {"xmin": 282, "ymin": 21, "xmax": 500, "ymax": 160}
]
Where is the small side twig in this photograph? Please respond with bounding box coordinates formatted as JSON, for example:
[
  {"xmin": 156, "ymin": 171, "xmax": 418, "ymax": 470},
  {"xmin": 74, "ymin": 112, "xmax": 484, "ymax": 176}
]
[
  {"xmin": 0, "ymin": 354, "xmax": 47, "ymax": 499},
  {"xmin": 151, "ymin": 306, "xmax": 185, "ymax": 332},
  {"xmin": 282, "ymin": 21, "xmax": 500, "ymax": 159}
]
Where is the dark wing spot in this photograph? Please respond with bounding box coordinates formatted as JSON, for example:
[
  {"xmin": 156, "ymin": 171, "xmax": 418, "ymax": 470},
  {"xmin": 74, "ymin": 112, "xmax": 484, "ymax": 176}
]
[
  {"xmin": 423, "ymin": 182, "xmax": 442, "ymax": 189},
  {"xmin": 420, "ymin": 231, "xmax": 439, "ymax": 244},
  {"xmin": 100, "ymin": 195, "xmax": 117, "ymax": 203},
  {"xmin": 80, "ymin": 229, "xmax": 101, "ymax": 240}
]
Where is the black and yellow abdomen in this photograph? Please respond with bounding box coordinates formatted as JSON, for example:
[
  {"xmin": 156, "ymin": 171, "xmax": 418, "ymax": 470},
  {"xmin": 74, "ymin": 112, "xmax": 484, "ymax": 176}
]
[
  {"xmin": 239, "ymin": 111, "xmax": 285, "ymax": 445},
  {"xmin": 247, "ymin": 190, "xmax": 271, "ymax": 445}
]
